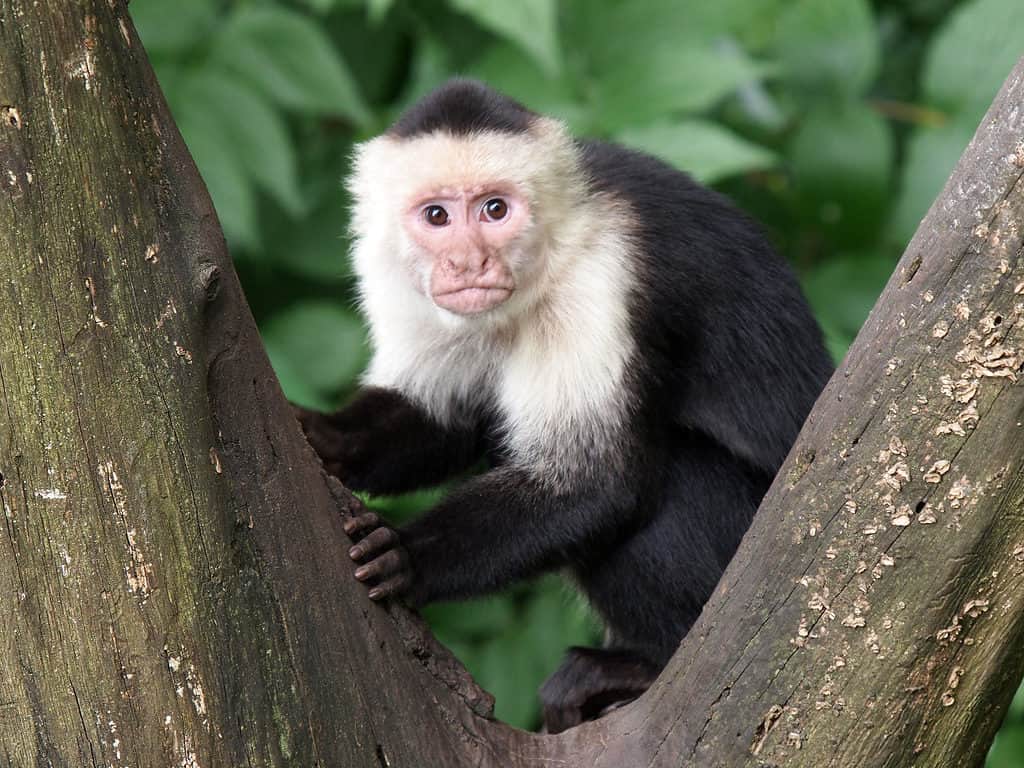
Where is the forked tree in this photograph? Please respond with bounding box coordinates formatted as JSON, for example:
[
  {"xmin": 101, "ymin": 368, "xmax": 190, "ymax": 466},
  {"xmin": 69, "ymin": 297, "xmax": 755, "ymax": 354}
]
[{"xmin": 1, "ymin": 2, "xmax": 1023, "ymax": 766}]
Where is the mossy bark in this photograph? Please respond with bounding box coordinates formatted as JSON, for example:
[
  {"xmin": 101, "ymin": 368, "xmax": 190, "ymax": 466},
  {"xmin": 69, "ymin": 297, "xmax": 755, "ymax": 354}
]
[
  {"xmin": 1, "ymin": 2, "xmax": 1023, "ymax": 766},
  {"xmin": 0, "ymin": 2, "xmax": 489, "ymax": 766}
]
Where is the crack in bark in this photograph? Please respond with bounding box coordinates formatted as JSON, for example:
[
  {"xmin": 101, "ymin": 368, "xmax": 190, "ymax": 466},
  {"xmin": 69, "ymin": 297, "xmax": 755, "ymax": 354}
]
[
  {"xmin": 67, "ymin": 674, "xmax": 99, "ymax": 767},
  {"xmin": 680, "ymin": 683, "xmax": 733, "ymax": 766}
]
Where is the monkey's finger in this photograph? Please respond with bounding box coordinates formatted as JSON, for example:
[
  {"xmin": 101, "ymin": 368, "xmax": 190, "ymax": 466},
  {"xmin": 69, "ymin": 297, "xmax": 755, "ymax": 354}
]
[
  {"xmin": 348, "ymin": 526, "xmax": 399, "ymax": 561},
  {"xmin": 368, "ymin": 573, "xmax": 411, "ymax": 601},
  {"xmin": 343, "ymin": 512, "xmax": 380, "ymax": 539},
  {"xmin": 354, "ymin": 549, "xmax": 407, "ymax": 583}
]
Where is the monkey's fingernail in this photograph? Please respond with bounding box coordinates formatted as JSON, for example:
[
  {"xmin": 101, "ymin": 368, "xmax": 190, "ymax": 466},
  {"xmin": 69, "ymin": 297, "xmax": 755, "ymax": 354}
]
[
  {"xmin": 368, "ymin": 588, "xmax": 383, "ymax": 600},
  {"xmin": 355, "ymin": 567, "xmax": 368, "ymax": 580},
  {"xmin": 349, "ymin": 546, "xmax": 361, "ymax": 559}
]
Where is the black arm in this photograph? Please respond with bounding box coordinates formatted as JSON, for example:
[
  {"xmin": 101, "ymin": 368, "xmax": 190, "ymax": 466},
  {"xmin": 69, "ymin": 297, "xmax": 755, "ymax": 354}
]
[
  {"xmin": 296, "ymin": 386, "xmax": 482, "ymax": 496},
  {"xmin": 347, "ymin": 464, "xmax": 640, "ymax": 605}
]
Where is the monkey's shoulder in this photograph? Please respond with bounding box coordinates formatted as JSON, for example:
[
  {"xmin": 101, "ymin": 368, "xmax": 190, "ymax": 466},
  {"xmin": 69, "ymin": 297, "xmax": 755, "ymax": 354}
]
[{"xmin": 577, "ymin": 139, "xmax": 776, "ymax": 263}]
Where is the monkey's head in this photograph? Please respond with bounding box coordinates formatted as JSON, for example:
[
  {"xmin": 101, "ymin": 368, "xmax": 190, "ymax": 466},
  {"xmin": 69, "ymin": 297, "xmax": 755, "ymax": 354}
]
[{"xmin": 348, "ymin": 80, "xmax": 584, "ymax": 326}]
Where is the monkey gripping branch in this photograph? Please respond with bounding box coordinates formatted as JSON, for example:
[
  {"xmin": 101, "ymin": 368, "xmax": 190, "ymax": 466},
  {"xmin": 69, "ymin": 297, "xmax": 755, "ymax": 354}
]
[{"xmin": 1, "ymin": 2, "xmax": 1023, "ymax": 766}]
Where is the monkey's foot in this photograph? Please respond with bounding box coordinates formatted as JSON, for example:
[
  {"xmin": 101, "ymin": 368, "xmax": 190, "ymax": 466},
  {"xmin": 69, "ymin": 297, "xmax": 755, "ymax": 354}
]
[{"xmin": 539, "ymin": 647, "xmax": 658, "ymax": 734}]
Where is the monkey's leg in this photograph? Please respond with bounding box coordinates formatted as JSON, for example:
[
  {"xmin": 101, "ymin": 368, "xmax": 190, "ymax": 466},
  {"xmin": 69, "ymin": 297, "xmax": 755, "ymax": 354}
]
[
  {"xmin": 294, "ymin": 386, "xmax": 482, "ymax": 495},
  {"xmin": 539, "ymin": 646, "xmax": 660, "ymax": 734},
  {"xmin": 536, "ymin": 434, "xmax": 764, "ymax": 733}
]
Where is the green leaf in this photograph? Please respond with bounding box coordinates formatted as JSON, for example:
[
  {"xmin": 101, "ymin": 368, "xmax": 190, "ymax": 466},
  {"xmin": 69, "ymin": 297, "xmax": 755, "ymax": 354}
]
[
  {"xmin": 266, "ymin": 346, "xmax": 330, "ymax": 411},
  {"xmin": 564, "ymin": 0, "xmax": 732, "ymax": 65},
  {"xmin": 175, "ymin": 71, "xmax": 305, "ymax": 217},
  {"xmin": 469, "ymin": 43, "xmax": 590, "ymax": 131},
  {"xmin": 891, "ymin": 0, "xmax": 1024, "ymax": 248},
  {"xmin": 562, "ymin": 1, "xmax": 769, "ymax": 130},
  {"xmin": 922, "ymin": 0, "xmax": 1024, "ymax": 116},
  {"xmin": 1010, "ymin": 681, "xmax": 1024, "ymax": 720},
  {"xmin": 771, "ymin": 0, "xmax": 879, "ymax": 96},
  {"xmin": 261, "ymin": 301, "xmax": 367, "ymax": 398},
  {"xmin": 523, "ymin": 581, "xmax": 599, "ymax": 674},
  {"xmin": 367, "ymin": 0, "xmax": 396, "ymax": 23},
  {"xmin": 725, "ymin": 0, "xmax": 792, "ymax": 49},
  {"xmin": 802, "ymin": 251, "xmax": 895, "ymax": 360},
  {"xmin": 596, "ymin": 44, "xmax": 770, "ymax": 131},
  {"xmin": 212, "ymin": 6, "xmax": 372, "ymax": 125},
  {"xmin": 298, "ymin": 0, "xmax": 363, "ymax": 11},
  {"xmin": 175, "ymin": 105, "xmax": 258, "ymax": 249},
  {"xmin": 788, "ymin": 101, "xmax": 893, "ymax": 246},
  {"xmin": 987, "ymin": 724, "xmax": 1024, "ymax": 768},
  {"xmin": 890, "ymin": 117, "xmax": 977, "ymax": 245},
  {"xmin": 365, "ymin": 487, "xmax": 447, "ymax": 524},
  {"xmin": 616, "ymin": 119, "xmax": 777, "ymax": 184},
  {"xmin": 261, "ymin": 189, "xmax": 353, "ymax": 281},
  {"xmin": 129, "ymin": 0, "xmax": 217, "ymax": 54},
  {"xmin": 392, "ymin": 37, "xmax": 452, "ymax": 109},
  {"xmin": 478, "ymin": 628, "xmax": 541, "ymax": 728},
  {"xmin": 424, "ymin": 596, "xmax": 517, "ymax": 639},
  {"xmin": 448, "ymin": 0, "xmax": 561, "ymax": 75}
]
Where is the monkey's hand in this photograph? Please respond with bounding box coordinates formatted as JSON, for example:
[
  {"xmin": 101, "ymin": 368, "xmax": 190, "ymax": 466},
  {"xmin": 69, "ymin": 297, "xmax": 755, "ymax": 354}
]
[
  {"xmin": 344, "ymin": 511, "xmax": 413, "ymax": 601},
  {"xmin": 293, "ymin": 405, "xmax": 363, "ymax": 482},
  {"xmin": 294, "ymin": 390, "xmax": 485, "ymax": 496}
]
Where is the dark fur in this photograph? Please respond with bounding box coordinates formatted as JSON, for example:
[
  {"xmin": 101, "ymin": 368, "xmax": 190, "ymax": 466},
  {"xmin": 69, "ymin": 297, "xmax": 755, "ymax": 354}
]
[
  {"xmin": 389, "ymin": 78, "xmax": 536, "ymax": 139},
  {"xmin": 300, "ymin": 80, "xmax": 833, "ymax": 731}
]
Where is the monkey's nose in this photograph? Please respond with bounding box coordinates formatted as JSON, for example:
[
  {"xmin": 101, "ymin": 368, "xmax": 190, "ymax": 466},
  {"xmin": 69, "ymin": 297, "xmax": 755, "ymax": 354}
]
[
  {"xmin": 442, "ymin": 257, "xmax": 468, "ymax": 275},
  {"xmin": 444, "ymin": 251, "xmax": 489, "ymax": 274}
]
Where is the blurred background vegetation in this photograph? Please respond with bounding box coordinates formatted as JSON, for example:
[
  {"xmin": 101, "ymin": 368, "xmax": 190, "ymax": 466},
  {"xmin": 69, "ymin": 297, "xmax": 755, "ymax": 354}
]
[{"xmin": 128, "ymin": 0, "xmax": 1024, "ymax": 751}]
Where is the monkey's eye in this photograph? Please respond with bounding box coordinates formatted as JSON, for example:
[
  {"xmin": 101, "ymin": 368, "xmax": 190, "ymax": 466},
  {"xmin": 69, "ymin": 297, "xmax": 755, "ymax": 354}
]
[
  {"xmin": 424, "ymin": 205, "xmax": 449, "ymax": 227},
  {"xmin": 481, "ymin": 198, "xmax": 509, "ymax": 222}
]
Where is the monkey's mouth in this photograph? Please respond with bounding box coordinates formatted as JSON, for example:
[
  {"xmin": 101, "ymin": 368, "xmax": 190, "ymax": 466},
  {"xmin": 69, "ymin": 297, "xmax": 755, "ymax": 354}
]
[{"xmin": 432, "ymin": 285, "xmax": 514, "ymax": 315}]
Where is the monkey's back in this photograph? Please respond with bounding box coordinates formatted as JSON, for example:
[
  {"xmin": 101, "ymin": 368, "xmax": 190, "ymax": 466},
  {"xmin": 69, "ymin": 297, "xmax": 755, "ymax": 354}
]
[
  {"xmin": 577, "ymin": 139, "xmax": 833, "ymax": 475},
  {"xmin": 572, "ymin": 140, "xmax": 833, "ymax": 661}
]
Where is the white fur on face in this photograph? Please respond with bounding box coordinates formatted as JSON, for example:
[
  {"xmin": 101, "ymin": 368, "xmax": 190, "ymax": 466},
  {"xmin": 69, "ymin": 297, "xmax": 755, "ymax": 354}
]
[{"xmin": 348, "ymin": 121, "xmax": 638, "ymax": 488}]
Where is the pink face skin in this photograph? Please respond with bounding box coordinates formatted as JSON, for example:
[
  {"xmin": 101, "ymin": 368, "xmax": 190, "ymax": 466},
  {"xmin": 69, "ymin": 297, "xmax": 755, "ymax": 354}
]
[{"xmin": 404, "ymin": 184, "xmax": 529, "ymax": 316}]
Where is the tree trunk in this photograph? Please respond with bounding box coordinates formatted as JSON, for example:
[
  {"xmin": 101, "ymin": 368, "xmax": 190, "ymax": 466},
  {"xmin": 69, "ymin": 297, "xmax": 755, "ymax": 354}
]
[{"xmin": 1, "ymin": 2, "xmax": 1022, "ymax": 766}]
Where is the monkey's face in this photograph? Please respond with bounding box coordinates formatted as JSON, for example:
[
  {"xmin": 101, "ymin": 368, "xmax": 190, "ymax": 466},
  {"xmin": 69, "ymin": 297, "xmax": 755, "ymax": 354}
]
[
  {"xmin": 349, "ymin": 118, "xmax": 582, "ymax": 326},
  {"xmin": 404, "ymin": 184, "xmax": 529, "ymax": 316}
]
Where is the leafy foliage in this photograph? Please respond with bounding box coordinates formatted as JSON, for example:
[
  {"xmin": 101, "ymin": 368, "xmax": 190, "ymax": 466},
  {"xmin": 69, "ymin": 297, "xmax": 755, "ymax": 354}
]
[
  {"xmin": 891, "ymin": 0, "xmax": 1024, "ymax": 243},
  {"xmin": 131, "ymin": 0, "xmax": 1024, "ymax": 743}
]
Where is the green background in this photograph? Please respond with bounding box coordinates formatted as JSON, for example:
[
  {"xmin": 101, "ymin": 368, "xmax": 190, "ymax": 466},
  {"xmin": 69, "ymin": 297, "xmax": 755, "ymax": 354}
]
[{"xmin": 128, "ymin": 0, "xmax": 1024, "ymax": 752}]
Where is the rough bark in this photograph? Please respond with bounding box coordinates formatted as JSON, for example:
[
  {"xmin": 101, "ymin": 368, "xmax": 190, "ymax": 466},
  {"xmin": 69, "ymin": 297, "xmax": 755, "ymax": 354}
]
[
  {"xmin": 0, "ymin": 2, "xmax": 492, "ymax": 766},
  {"xmin": 1, "ymin": 1, "xmax": 1022, "ymax": 766}
]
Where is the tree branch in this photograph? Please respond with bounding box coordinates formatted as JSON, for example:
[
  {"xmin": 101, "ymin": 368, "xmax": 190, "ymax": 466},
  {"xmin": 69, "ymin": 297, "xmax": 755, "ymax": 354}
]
[{"xmin": 565, "ymin": 54, "xmax": 1024, "ymax": 768}]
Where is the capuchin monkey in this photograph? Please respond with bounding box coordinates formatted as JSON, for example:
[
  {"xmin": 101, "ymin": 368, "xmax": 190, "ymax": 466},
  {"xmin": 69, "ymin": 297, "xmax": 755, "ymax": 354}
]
[{"xmin": 296, "ymin": 79, "xmax": 833, "ymax": 733}]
